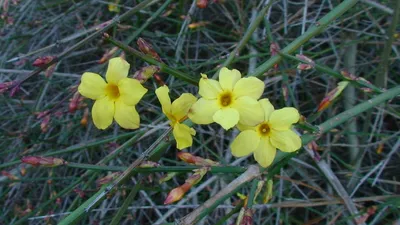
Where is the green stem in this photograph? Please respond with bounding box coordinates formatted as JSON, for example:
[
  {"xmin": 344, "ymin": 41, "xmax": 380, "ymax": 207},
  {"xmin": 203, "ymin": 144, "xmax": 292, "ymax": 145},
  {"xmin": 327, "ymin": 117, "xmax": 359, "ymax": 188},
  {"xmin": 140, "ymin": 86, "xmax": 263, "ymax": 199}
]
[
  {"xmin": 279, "ymin": 52, "xmax": 382, "ymax": 93},
  {"xmin": 249, "ymin": 0, "xmax": 359, "ymax": 78},
  {"xmin": 246, "ymin": 179, "xmax": 259, "ymax": 208},
  {"xmin": 66, "ymin": 163, "xmax": 246, "ymax": 173},
  {"xmin": 213, "ymin": 0, "xmax": 274, "ymax": 78},
  {"xmin": 16, "ymin": 0, "xmax": 160, "ymax": 86},
  {"xmin": 109, "ymin": 184, "xmax": 141, "ymax": 225},
  {"xmin": 105, "ymin": 36, "xmax": 198, "ymax": 85},
  {"xmin": 0, "ymin": 131, "xmax": 140, "ymax": 169},
  {"xmin": 58, "ymin": 129, "xmax": 171, "ymax": 225},
  {"xmin": 375, "ymin": 0, "xmax": 400, "ymax": 88}
]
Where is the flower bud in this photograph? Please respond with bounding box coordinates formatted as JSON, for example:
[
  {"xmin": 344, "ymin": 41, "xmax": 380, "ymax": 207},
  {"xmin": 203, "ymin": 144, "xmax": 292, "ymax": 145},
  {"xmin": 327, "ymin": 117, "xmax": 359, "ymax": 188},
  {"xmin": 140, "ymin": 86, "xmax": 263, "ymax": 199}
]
[
  {"xmin": 340, "ymin": 69, "xmax": 357, "ymax": 80},
  {"xmin": 177, "ymin": 152, "xmax": 219, "ymax": 166},
  {"xmin": 317, "ymin": 81, "xmax": 349, "ymax": 112},
  {"xmin": 197, "ymin": 0, "xmax": 208, "ymax": 8},
  {"xmin": 188, "ymin": 21, "xmax": 209, "ymax": 29},
  {"xmin": 138, "ymin": 161, "xmax": 160, "ymax": 168},
  {"xmin": 159, "ymin": 172, "xmax": 178, "ymax": 184},
  {"xmin": 132, "ymin": 65, "xmax": 159, "ymax": 83},
  {"xmin": 296, "ymin": 54, "xmax": 315, "ymax": 70},
  {"xmin": 98, "ymin": 47, "xmax": 118, "ymax": 64},
  {"xmin": 241, "ymin": 208, "xmax": 253, "ymax": 225},
  {"xmin": 1, "ymin": 170, "xmax": 19, "ymax": 180},
  {"xmin": 96, "ymin": 172, "xmax": 121, "ymax": 187},
  {"xmin": 137, "ymin": 38, "xmax": 162, "ymax": 62},
  {"xmin": 40, "ymin": 114, "xmax": 51, "ymax": 133},
  {"xmin": 185, "ymin": 167, "xmax": 209, "ymax": 186},
  {"xmin": 0, "ymin": 81, "xmax": 15, "ymax": 94},
  {"xmin": 69, "ymin": 91, "xmax": 83, "ymax": 113},
  {"xmin": 32, "ymin": 56, "xmax": 55, "ymax": 67},
  {"xmin": 164, "ymin": 182, "xmax": 191, "ymax": 205},
  {"xmin": 270, "ymin": 43, "xmax": 280, "ymax": 69},
  {"xmin": 21, "ymin": 156, "xmax": 67, "ymax": 167},
  {"xmin": 263, "ymin": 179, "xmax": 273, "ymax": 204},
  {"xmin": 81, "ymin": 108, "xmax": 89, "ymax": 127}
]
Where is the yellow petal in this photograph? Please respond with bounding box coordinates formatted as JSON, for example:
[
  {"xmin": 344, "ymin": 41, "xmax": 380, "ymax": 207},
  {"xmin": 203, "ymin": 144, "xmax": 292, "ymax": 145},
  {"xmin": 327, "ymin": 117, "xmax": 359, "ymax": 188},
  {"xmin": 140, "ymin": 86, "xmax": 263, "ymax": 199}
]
[
  {"xmin": 236, "ymin": 123, "xmax": 257, "ymax": 131},
  {"xmin": 232, "ymin": 96, "xmax": 264, "ymax": 126},
  {"xmin": 270, "ymin": 129, "xmax": 301, "ymax": 152},
  {"xmin": 188, "ymin": 98, "xmax": 219, "ymax": 124},
  {"xmin": 253, "ymin": 137, "xmax": 276, "ymax": 168},
  {"xmin": 219, "ymin": 67, "xmax": 241, "ymax": 91},
  {"xmin": 106, "ymin": 57, "xmax": 130, "ymax": 85},
  {"xmin": 171, "ymin": 93, "xmax": 197, "ymax": 121},
  {"xmin": 213, "ymin": 108, "xmax": 239, "ymax": 130},
  {"xmin": 233, "ymin": 77, "xmax": 264, "ymax": 99},
  {"xmin": 268, "ymin": 108, "xmax": 300, "ymax": 130},
  {"xmin": 259, "ymin": 99, "xmax": 274, "ymax": 121},
  {"xmin": 114, "ymin": 99, "xmax": 140, "ymax": 129},
  {"xmin": 230, "ymin": 130, "xmax": 259, "ymax": 157},
  {"xmin": 92, "ymin": 96, "xmax": 114, "ymax": 129},
  {"xmin": 118, "ymin": 78, "xmax": 148, "ymax": 106},
  {"xmin": 155, "ymin": 85, "xmax": 172, "ymax": 115},
  {"xmin": 78, "ymin": 72, "xmax": 106, "ymax": 100},
  {"xmin": 199, "ymin": 73, "xmax": 222, "ymax": 99},
  {"xmin": 173, "ymin": 123, "xmax": 195, "ymax": 150}
]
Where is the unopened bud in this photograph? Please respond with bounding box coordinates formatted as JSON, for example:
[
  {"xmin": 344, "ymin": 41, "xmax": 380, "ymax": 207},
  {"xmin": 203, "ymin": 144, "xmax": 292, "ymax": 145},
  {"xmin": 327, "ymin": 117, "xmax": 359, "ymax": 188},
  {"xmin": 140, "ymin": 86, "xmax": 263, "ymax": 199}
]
[
  {"xmin": 138, "ymin": 161, "xmax": 160, "ymax": 168},
  {"xmin": 197, "ymin": 0, "xmax": 208, "ymax": 8},
  {"xmin": 270, "ymin": 43, "xmax": 280, "ymax": 69},
  {"xmin": 241, "ymin": 208, "xmax": 253, "ymax": 225},
  {"xmin": 73, "ymin": 188, "xmax": 85, "ymax": 198},
  {"xmin": 317, "ymin": 81, "xmax": 349, "ymax": 112},
  {"xmin": 32, "ymin": 56, "xmax": 55, "ymax": 67},
  {"xmin": 164, "ymin": 182, "xmax": 191, "ymax": 205},
  {"xmin": 188, "ymin": 21, "xmax": 209, "ymax": 29},
  {"xmin": 137, "ymin": 38, "xmax": 162, "ymax": 62},
  {"xmin": 185, "ymin": 167, "xmax": 209, "ymax": 186},
  {"xmin": 1, "ymin": 170, "xmax": 19, "ymax": 180},
  {"xmin": 133, "ymin": 65, "xmax": 159, "ymax": 83},
  {"xmin": 96, "ymin": 172, "xmax": 121, "ymax": 187},
  {"xmin": 159, "ymin": 172, "xmax": 178, "ymax": 184},
  {"xmin": 81, "ymin": 108, "xmax": 89, "ymax": 127},
  {"xmin": 0, "ymin": 81, "xmax": 15, "ymax": 94},
  {"xmin": 340, "ymin": 70, "xmax": 357, "ymax": 80},
  {"xmin": 45, "ymin": 63, "xmax": 56, "ymax": 78},
  {"xmin": 296, "ymin": 54, "xmax": 315, "ymax": 70},
  {"xmin": 40, "ymin": 114, "xmax": 51, "ymax": 133},
  {"xmin": 108, "ymin": 0, "xmax": 120, "ymax": 12},
  {"xmin": 69, "ymin": 91, "xmax": 82, "ymax": 113},
  {"xmin": 263, "ymin": 179, "xmax": 273, "ymax": 204},
  {"xmin": 21, "ymin": 156, "xmax": 67, "ymax": 167},
  {"xmin": 20, "ymin": 166, "xmax": 27, "ymax": 176},
  {"xmin": 177, "ymin": 152, "xmax": 219, "ymax": 166},
  {"xmin": 98, "ymin": 47, "xmax": 118, "ymax": 64}
]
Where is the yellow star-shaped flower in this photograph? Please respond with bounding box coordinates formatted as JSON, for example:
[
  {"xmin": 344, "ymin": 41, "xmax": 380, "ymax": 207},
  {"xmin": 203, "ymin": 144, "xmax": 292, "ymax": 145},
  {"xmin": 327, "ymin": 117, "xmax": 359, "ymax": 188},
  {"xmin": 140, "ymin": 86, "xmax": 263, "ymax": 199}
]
[
  {"xmin": 230, "ymin": 99, "xmax": 302, "ymax": 167},
  {"xmin": 155, "ymin": 85, "xmax": 197, "ymax": 150},
  {"xmin": 188, "ymin": 67, "xmax": 264, "ymax": 130},
  {"xmin": 78, "ymin": 57, "xmax": 147, "ymax": 130}
]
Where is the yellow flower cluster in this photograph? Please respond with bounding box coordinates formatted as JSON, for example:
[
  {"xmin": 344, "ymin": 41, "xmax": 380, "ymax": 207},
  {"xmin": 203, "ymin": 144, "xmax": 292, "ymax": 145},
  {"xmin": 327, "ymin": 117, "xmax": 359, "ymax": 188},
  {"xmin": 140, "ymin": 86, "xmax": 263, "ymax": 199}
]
[{"xmin": 78, "ymin": 58, "xmax": 301, "ymax": 167}]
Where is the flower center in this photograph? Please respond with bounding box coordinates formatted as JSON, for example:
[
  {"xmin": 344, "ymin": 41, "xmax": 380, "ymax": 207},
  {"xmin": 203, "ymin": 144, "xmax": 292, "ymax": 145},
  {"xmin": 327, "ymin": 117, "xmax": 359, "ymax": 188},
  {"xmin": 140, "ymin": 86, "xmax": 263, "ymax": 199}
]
[
  {"xmin": 257, "ymin": 122, "xmax": 270, "ymax": 137},
  {"xmin": 105, "ymin": 84, "xmax": 120, "ymax": 100},
  {"xmin": 218, "ymin": 91, "xmax": 233, "ymax": 107}
]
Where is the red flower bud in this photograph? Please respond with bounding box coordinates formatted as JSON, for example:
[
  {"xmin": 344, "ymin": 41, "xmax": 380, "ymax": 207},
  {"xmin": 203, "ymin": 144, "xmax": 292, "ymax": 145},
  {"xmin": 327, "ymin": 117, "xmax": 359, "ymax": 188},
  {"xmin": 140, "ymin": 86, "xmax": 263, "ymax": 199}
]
[
  {"xmin": 32, "ymin": 56, "xmax": 55, "ymax": 67},
  {"xmin": 137, "ymin": 38, "xmax": 162, "ymax": 62},
  {"xmin": 197, "ymin": 0, "xmax": 208, "ymax": 8},
  {"xmin": 164, "ymin": 182, "xmax": 191, "ymax": 205},
  {"xmin": 21, "ymin": 156, "xmax": 67, "ymax": 167}
]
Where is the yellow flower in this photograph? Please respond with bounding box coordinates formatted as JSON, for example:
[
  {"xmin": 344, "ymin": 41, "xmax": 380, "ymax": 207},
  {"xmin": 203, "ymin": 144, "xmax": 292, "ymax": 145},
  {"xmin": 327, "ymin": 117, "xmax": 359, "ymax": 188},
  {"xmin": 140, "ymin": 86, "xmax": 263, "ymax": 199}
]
[
  {"xmin": 188, "ymin": 67, "xmax": 264, "ymax": 130},
  {"xmin": 78, "ymin": 57, "xmax": 147, "ymax": 130},
  {"xmin": 155, "ymin": 85, "xmax": 197, "ymax": 150},
  {"xmin": 230, "ymin": 99, "xmax": 301, "ymax": 167}
]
